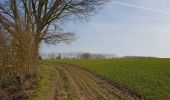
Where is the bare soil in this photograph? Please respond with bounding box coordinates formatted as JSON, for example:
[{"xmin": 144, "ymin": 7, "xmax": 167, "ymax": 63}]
[{"xmin": 54, "ymin": 63, "xmax": 146, "ymax": 100}]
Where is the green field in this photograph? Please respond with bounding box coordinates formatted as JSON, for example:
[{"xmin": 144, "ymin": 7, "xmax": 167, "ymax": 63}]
[{"xmin": 52, "ymin": 58, "xmax": 170, "ymax": 100}]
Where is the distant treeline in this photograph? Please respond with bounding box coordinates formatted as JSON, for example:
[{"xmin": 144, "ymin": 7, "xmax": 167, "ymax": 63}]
[
  {"xmin": 121, "ymin": 56, "xmax": 158, "ymax": 59},
  {"xmin": 40, "ymin": 52, "xmax": 158, "ymax": 60},
  {"xmin": 40, "ymin": 52, "xmax": 118, "ymax": 59}
]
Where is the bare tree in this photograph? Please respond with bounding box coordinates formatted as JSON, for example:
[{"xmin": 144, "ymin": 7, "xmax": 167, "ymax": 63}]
[
  {"xmin": 79, "ymin": 53, "xmax": 91, "ymax": 59},
  {"xmin": 0, "ymin": 0, "xmax": 108, "ymax": 81}
]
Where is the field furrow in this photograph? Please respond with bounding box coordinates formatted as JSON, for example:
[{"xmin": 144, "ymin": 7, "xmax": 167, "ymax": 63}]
[{"xmin": 54, "ymin": 63, "xmax": 142, "ymax": 100}]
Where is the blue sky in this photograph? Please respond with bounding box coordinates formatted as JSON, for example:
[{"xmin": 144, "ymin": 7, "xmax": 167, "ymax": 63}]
[{"xmin": 40, "ymin": 0, "xmax": 170, "ymax": 58}]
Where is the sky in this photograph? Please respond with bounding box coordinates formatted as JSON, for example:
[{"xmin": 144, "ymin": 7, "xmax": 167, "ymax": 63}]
[{"xmin": 40, "ymin": 0, "xmax": 170, "ymax": 58}]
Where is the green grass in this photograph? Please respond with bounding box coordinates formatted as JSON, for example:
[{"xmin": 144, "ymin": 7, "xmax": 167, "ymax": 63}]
[
  {"xmin": 57, "ymin": 68, "xmax": 77, "ymax": 99},
  {"xmin": 57, "ymin": 68, "xmax": 69, "ymax": 90},
  {"xmin": 29, "ymin": 62, "xmax": 58, "ymax": 100},
  {"xmin": 51, "ymin": 58, "xmax": 170, "ymax": 100}
]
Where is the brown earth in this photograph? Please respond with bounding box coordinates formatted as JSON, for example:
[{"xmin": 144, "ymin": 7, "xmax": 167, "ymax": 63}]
[{"xmin": 53, "ymin": 64, "xmax": 146, "ymax": 100}]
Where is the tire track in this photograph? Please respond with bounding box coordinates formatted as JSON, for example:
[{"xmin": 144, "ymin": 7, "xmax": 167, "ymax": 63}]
[
  {"xmin": 54, "ymin": 64, "xmax": 143, "ymax": 100},
  {"xmin": 66, "ymin": 65, "xmax": 118, "ymax": 100},
  {"xmin": 55, "ymin": 67, "xmax": 79, "ymax": 100},
  {"xmin": 66, "ymin": 66, "xmax": 107, "ymax": 100}
]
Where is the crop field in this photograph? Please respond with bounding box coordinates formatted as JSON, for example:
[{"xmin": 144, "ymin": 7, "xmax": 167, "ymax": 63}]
[{"xmin": 52, "ymin": 58, "xmax": 170, "ymax": 100}]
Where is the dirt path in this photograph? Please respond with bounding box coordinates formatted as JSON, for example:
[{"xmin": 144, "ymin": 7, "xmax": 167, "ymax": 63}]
[{"xmin": 54, "ymin": 64, "xmax": 144, "ymax": 100}]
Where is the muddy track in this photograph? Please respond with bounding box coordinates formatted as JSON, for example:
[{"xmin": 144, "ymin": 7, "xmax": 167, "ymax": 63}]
[{"xmin": 54, "ymin": 64, "xmax": 144, "ymax": 100}]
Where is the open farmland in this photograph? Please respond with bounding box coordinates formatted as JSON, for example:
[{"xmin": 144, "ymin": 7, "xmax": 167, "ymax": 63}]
[{"xmin": 52, "ymin": 58, "xmax": 170, "ymax": 100}]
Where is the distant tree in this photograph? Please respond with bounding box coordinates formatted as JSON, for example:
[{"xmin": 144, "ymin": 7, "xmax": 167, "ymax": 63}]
[
  {"xmin": 39, "ymin": 55, "xmax": 42, "ymax": 60},
  {"xmin": 80, "ymin": 53, "xmax": 91, "ymax": 59},
  {"xmin": 56, "ymin": 53, "xmax": 61, "ymax": 59},
  {"xmin": 58, "ymin": 53, "xmax": 61, "ymax": 59}
]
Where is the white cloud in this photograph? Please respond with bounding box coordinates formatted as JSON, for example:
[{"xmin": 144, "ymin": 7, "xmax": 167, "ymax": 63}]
[{"xmin": 112, "ymin": 1, "xmax": 170, "ymax": 15}]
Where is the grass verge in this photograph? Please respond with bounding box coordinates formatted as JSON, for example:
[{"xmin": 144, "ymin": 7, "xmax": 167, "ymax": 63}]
[
  {"xmin": 29, "ymin": 62, "xmax": 57, "ymax": 100},
  {"xmin": 57, "ymin": 68, "xmax": 69, "ymax": 91}
]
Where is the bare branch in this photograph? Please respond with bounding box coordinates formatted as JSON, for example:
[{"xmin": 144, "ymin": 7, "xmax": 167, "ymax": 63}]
[{"xmin": 43, "ymin": 32, "xmax": 76, "ymax": 44}]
